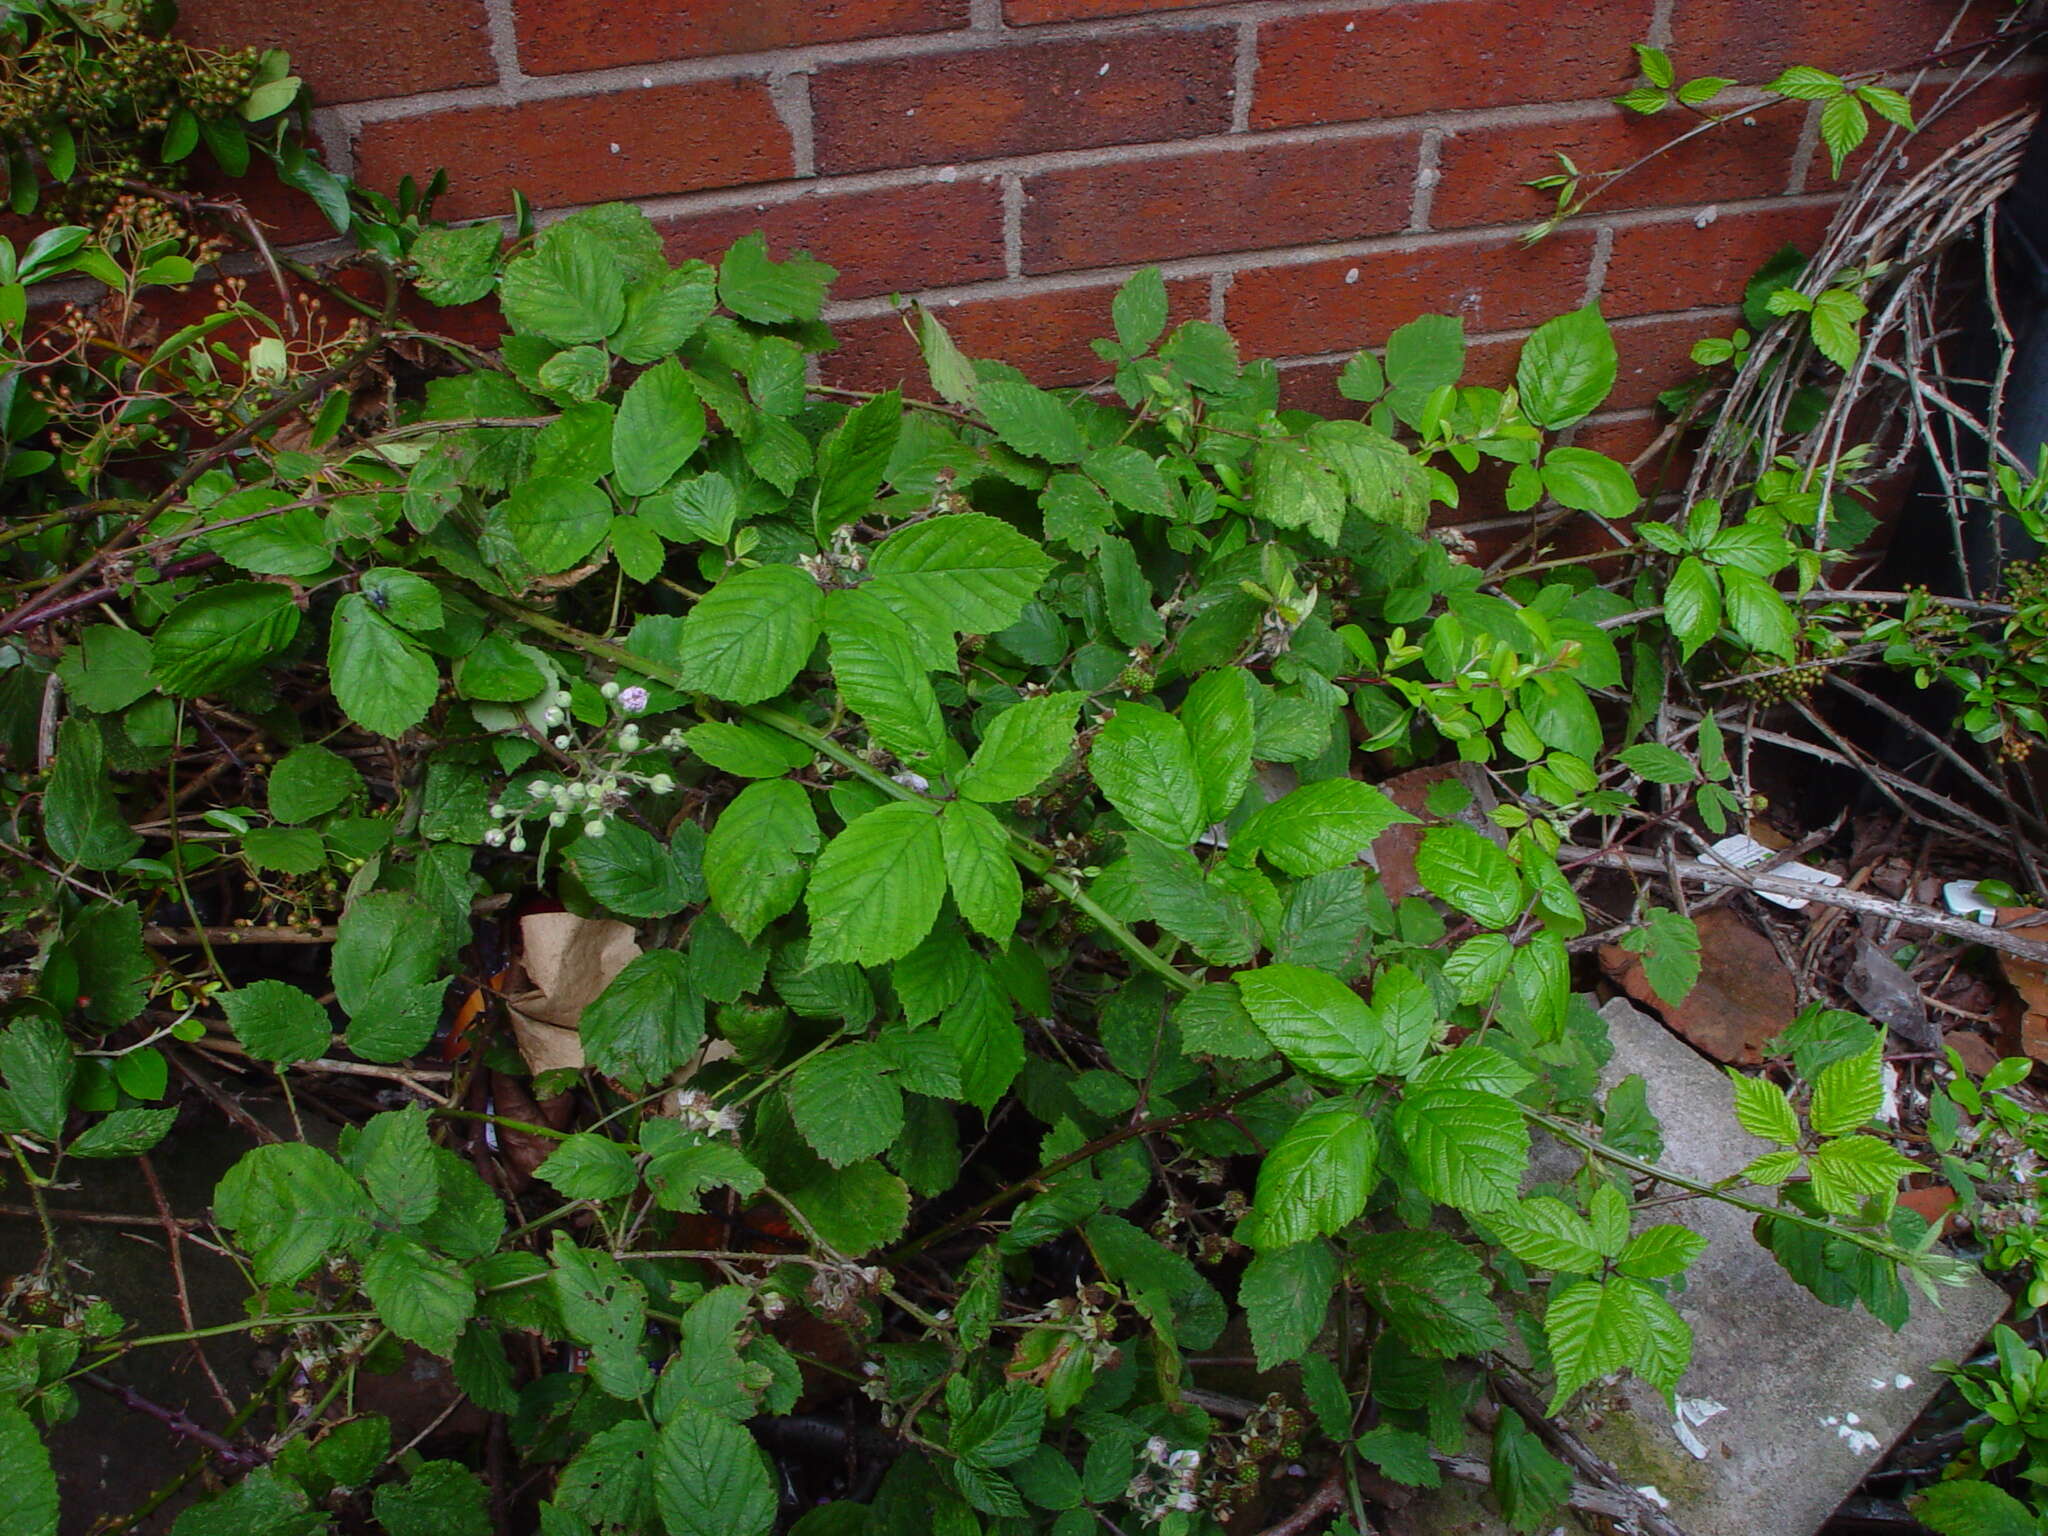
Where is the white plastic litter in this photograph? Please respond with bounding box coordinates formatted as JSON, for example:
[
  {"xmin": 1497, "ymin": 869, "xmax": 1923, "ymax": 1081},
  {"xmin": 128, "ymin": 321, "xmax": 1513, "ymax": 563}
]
[
  {"xmin": 1707, "ymin": 834, "xmax": 1843, "ymax": 910},
  {"xmin": 1944, "ymin": 880, "xmax": 2000, "ymax": 924}
]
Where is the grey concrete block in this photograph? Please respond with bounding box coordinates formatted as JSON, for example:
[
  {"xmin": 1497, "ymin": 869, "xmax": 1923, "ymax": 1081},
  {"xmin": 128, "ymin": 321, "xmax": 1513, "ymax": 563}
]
[{"xmin": 1401, "ymin": 997, "xmax": 2009, "ymax": 1536}]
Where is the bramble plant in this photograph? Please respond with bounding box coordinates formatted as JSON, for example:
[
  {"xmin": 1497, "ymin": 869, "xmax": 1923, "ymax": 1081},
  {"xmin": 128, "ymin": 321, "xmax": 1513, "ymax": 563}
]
[{"xmin": 0, "ymin": 12, "xmax": 2034, "ymax": 1536}]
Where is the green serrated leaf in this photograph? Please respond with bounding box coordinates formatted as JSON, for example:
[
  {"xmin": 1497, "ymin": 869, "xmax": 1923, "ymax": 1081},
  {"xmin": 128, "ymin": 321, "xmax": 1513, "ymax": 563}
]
[{"xmin": 807, "ymin": 802, "xmax": 947, "ymax": 966}]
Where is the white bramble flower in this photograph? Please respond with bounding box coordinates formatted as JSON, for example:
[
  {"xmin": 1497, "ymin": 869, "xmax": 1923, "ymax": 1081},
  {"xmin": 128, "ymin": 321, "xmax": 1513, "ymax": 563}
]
[
  {"xmin": 617, "ymin": 685, "xmax": 650, "ymax": 714},
  {"xmin": 483, "ymin": 828, "xmax": 506, "ymax": 847}
]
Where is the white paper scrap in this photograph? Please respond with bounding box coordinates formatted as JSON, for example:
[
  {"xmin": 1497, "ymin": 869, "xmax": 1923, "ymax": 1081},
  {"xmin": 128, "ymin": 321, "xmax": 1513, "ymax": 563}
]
[{"xmin": 1708, "ymin": 834, "xmax": 1843, "ymax": 910}]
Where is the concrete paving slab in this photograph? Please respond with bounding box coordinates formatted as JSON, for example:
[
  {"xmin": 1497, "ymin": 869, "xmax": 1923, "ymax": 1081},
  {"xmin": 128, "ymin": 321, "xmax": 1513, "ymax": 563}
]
[{"xmin": 1402, "ymin": 997, "xmax": 2009, "ymax": 1535}]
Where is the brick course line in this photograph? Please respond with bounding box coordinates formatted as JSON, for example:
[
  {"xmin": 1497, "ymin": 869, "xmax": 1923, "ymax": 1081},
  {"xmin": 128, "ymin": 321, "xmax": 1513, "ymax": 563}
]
[
  {"xmin": 479, "ymin": 95, "xmax": 1719, "ymax": 234},
  {"xmin": 815, "ymin": 193, "xmax": 1841, "ymax": 320},
  {"xmin": 331, "ymin": 0, "xmax": 1484, "ymax": 128},
  {"xmin": 1208, "ymin": 270, "xmax": 1232, "ymax": 324}
]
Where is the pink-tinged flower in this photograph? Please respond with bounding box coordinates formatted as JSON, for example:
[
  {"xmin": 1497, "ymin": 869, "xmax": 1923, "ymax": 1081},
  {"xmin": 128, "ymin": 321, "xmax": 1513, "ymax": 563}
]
[{"xmin": 617, "ymin": 685, "xmax": 649, "ymax": 715}]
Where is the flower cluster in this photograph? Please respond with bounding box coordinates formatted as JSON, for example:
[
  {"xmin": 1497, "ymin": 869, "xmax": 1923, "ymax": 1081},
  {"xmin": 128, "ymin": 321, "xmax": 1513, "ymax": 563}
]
[
  {"xmin": 1125, "ymin": 1436, "xmax": 1204, "ymax": 1524},
  {"xmin": 483, "ymin": 684, "xmax": 681, "ymax": 849}
]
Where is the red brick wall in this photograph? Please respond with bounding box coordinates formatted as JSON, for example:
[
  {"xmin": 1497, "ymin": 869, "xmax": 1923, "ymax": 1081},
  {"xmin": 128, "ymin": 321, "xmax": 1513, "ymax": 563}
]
[{"xmin": 175, "ymin": 0, "xmax": 2036, "ymax": 457}]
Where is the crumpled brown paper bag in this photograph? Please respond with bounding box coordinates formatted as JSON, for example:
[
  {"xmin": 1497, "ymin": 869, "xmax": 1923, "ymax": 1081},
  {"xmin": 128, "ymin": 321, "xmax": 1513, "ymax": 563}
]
[{"xmin": 503, "ymin": 911, "xmax": 640, "ymax": 1075}]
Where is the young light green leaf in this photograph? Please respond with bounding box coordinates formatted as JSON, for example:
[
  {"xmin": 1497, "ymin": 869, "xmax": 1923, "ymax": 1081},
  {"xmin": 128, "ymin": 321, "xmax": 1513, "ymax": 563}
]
[
  {"xmin": 956, "ymin": 692, "xmax": 1083, "ymax": 802},
  {"xmin": 1544, "ymin": 1277, "xmax": 1647, "ymax": 1412},
  {"xmin": 806, "ymin": 802, "xmax": 947, "ymax": 966},
  {"xmin": 1237, "ymin": 964, "xmax": 1387, "ymax": 1084},
  {"xmin": 868, "ymin": 513, "xmax": 1054, "ymax": 636},
  {"xmin": 612, "ymin": 358, "xmax": 705, "ymax": 497},
  {"xmin": 1485, "ymin": 1195, "xmax": 1603, "ymax": 1273},
  {"xmin": 704, "ymin": 779, "xmax": 821, "ymax": 941},
  {"xmin": 1393, "ymin": 1087, "xmax": 1529, "ymax": 1214},
  {"xmin": 1243, "ymin": 1099, "xmax": 1379, "ymax": 1249},
  {"xmin": 1810, "ymin": 1039, "xmax": 1884, "ymax": 1137},
  {"xmin": 1517, "ymin": 303, "xmax": 1617, "ymax": 429},
  {"xmin": 1412, "ymin": 825, "xmax": 1523, "ymax": 929},
  {"xmin": 1618, "ymin": 1223, "xmax": 1708, "ymax": 1279},
  {"xmin": 1235, "ymin": 777, "xmax": 1415, "ymax": 877},
  {"xmin": 1729, "ymin": 1069, "xmax": 1801, "ymax": 1146},
  {"xmin": 942, "ymin": 799, "xmax": 1023, "ymax": 944},
  {"xmin": 673, "ymin": 563, "xmax": 824, "ymax": 704},
  {"xmin": 1090, "ymin": 702, "xmax": 1204, "ymax": 846}
]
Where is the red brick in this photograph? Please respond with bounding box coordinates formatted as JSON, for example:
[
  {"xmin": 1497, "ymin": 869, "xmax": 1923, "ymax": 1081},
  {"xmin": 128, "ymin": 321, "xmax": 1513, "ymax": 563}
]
[
  {"xmin": 351, "ymin": 81, "xmax": 791, "ymax": 220},
  {"xmin": 1021, "ymin": 134, "xmax": 1420, "ymax": 274},
  {"xmin": 1669, "ymin": 0, "xmax": 2007, "ymax": 82},
  {"xmin": 1252, "ymin": 1, "xmax": 1655, "ymax": 130},
  {"xmin": 175, "ymin": 0, "xmax": 494, "ymax": 104},
  {"xmin": 512, "ymin": 0, "xmax": 968, "ymax": 78},
  {"xmin": 811, "ymin": 30, "xmax": 1235, "ymax": 175},
  {"xmin": 1225, "ymin": 232, "xmax": 1598, "ymax": 359},
  {"xmin": 1430, "ymin": 108, "xmax": 1804, "ymax": 232},
  {"xmin": 1007, "ymin": 0, "xmax": 1215, "ymax": 21},
  {"xmin": 1608, "ymin": 310, "xmax": 1736, "ymax": 411},
  {"xmin": 656, "ymin": 180, "xmax": 1007, "ymax": 300},
  {"xmin": 821, "ymin": 277, "xmax": 1208, "ymax": 390},
  {"xmin": 1889, "ymin": 66, "xmax": 2045, "ymax": 176},
  {"xmin": 1601, "ymin": 202, "xmax": 1838, "ymax": 318}
]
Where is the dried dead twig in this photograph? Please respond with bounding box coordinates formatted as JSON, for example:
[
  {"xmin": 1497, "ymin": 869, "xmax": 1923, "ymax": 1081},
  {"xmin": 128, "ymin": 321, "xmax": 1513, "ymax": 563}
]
[{"xmin": 1562, "ymin": 844, "xmax": 2048, "ymax": 962}]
